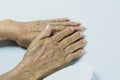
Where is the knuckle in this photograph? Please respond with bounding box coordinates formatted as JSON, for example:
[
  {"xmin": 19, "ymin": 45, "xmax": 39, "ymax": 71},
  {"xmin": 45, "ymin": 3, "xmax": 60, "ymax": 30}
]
[
  {"xmin": 81, "ymin": 39, "xmax": 87, "ymax": 44},
  {"xmin": 4, "ymin": 19, "xmax": 13, "ymax": 23},
  {"xmin": 67, "ymin": 27, "xmax": 73, "ymax": 31}
]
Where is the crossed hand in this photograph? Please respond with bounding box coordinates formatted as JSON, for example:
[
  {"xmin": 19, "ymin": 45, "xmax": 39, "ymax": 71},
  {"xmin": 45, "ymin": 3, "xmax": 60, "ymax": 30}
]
[{"xmin": 0, "ymin": 18, "xmax": 86, "ymax": 80}]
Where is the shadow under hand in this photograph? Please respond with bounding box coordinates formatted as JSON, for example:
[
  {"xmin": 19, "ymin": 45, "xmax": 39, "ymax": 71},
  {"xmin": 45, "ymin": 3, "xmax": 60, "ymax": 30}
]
[
  {"xmin": 92, "ymin": 72, "xmax": 101, "ymax": 80},
  {"xmin": 68, "ymin": 53, "xmax": 86, "ymax": 66},
  {"xmin": 0, "ymin": 40, "xmax": 18, "ymax": 47}
]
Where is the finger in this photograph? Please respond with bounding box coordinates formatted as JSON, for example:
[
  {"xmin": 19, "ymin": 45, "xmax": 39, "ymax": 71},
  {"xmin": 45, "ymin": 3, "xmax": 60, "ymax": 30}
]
[
  {"xmin": 50, "ymin": 25, "xmax": 85, "ymax": 31},
  {"xmin": 65, "ymin": 39, "xmax": 87, "ymax": 54},
  {"xmin": 29, "ymin": 18, "xmax": 69, "ymax": 23},
  {"xmin": 52, "ymin": 27, "xmax": 83, "ymax": 42},
  {"xmin": 27, "ymin": 24, "xmax": 52, "ymax": 50},
  {"xmin": 37, "ymin": 24, "xmax": 52, "ymax": 39},
  {"xmin": 50, "ymin": 22, "xmax": 80, "ymax": 26},
  {"xmin": 66, "ymin": 49, "xmax": 85, "ymax": 63},
  {"xmin": 44, "ymin": 18, "xmax": 69, "ymax": 22},
  {"xmin": 59, "ymin": 31, "xmax": 84, "ymax": 48},
  {"xmin": 25, "ymin": 24, "xmax": 52, "ymax": 58}
]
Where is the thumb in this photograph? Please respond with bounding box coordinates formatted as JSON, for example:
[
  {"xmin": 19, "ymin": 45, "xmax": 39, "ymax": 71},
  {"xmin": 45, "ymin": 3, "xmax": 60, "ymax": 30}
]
[
  {"xmin": 33, "ymin": 24, "xmax": 52, "ymax": 41},
  {"xmin": 30, "ymin": 24, "xmax": 52, "ymax": 44},
  {"xmin": 39, "ymin": 24, "xmax": 52, "ymax": 39},
  {"xmin": 24, "ymin": 24, "xmax": 52, "ymax": 57}
]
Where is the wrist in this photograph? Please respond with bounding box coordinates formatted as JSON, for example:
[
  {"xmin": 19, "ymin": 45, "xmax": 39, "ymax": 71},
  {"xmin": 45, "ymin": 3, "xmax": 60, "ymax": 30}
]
[
  {"xmin": 12, "ymin": 60, "xmax": 51, "ymax": 80},
  {"xmin": 0, "ymin": 69, "xmax": 36, "ymax": 80},
  {"xmin": 31, "ymin": 62, "xmax": 63, "ymax": 80},
  {"xmin": 0, "ymin": 19, "xmax": 18, "ymax": 41},
  {"xmin": 0, "ymin": 72, "xmax": 11, "ymax": 80}
]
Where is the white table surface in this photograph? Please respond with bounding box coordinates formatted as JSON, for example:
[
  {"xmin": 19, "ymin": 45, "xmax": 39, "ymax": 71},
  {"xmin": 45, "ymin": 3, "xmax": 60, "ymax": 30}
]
[{"xmin": 0, "ymin": 0, "xmax": 120, "ymax": 80}]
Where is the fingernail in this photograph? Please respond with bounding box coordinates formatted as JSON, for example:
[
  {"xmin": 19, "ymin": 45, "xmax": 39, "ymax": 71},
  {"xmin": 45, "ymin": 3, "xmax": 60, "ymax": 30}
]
[
  {"xmin": 80, "ymin": 50, "xmax": 85, "ymax": 54},
  {"xmin": 80, "ymin": 32, "xmax": 84, "ymax": 36},
  {"xmin": 80, "ymin": 25, "xmax": 86, "ymax": 30},
  {"xmin": 45, "ymin": 24, "xmax": 52, "ymax": 34},
  {"xmin": 46, "ymin": 24, "xmax": 50, "ymax": 30},
  {"xmin": 45, "ymin": 24, "xmax": 52, "ymax": 36},
  {"xmin": 73, "ymin": 22, "xmax": 80, "ymax": 25},
  {"xmin": 64, "ymin": 18, "xmax": 69, "ymax": 20},
  {"xmin": 81, "ymin": 39, "xmax": 87, "ymax": 44}
]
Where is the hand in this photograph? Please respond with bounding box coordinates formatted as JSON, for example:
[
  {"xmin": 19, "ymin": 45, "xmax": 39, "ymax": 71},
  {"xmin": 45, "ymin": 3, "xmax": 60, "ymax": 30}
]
[
  {"xmin": 11, "ymin": 25, "xmax": 86, "ymax": 80},
  {"xmin": 0, "ymin": 18, "xmax": 81, "ymax": 48}
]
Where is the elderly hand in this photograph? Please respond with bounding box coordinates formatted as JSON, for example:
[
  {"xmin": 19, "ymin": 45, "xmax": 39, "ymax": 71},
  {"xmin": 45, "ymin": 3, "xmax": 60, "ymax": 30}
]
[
  {"xmin": 7, "ymin": 25, "xmax": 86, "ymax": 80},
  {"xmin": 0, "ymin": 18, "xmax": 80, "ymax": 48}
]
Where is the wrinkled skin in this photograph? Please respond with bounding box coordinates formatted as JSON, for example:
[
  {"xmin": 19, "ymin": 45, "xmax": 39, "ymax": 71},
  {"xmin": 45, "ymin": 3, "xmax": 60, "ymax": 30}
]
[
  {"xmin": 17, "ymin": 26, "xmax": 86, "ymax": 79},
  {"xmin": 0, "ymin": 26, "xmax": 86, "ymax": 80},
  {"xmin": 0, "ymin": 18, "xmax": 81, "ymax": 48}
]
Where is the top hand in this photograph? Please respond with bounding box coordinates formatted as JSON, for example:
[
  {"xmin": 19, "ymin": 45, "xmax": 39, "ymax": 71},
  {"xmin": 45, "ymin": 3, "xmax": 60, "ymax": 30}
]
[
  {"xmin": 9, "ymin": 25, "xmax": 86, "ymax": 80},
  {"xmin": 0, "ymin": 25, "xmax": 86, "ymax": 80}
]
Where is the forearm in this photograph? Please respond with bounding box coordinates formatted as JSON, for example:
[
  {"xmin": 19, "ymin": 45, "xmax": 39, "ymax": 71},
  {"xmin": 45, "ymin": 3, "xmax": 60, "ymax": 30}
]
[
  {"xmin": 0, "ymin": 23, "xmax": 9, "ymax": 40},
  {"xmin": 0, "ymin": 19, "xmax": 17, "ymax": 41},
  {"xmin": 0, "ymin": 59, "xmax": 44, "ymax": 80},
  {"xmin": 0, "ymin": 72, "xmax": 10, "ymax": 80},
  {"xmin": 0, "ymin": 69, "xmax": 40, "ymax": 80},
  {"xmin": 0, "ymin": 61, "xmax": 58, "ymax": 80}
]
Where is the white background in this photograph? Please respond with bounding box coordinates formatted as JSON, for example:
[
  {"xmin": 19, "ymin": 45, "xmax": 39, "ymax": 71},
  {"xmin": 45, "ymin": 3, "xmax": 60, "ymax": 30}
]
[{"xmin": 0, "ymin": 0, "xmax": 120, "ymax": 80}]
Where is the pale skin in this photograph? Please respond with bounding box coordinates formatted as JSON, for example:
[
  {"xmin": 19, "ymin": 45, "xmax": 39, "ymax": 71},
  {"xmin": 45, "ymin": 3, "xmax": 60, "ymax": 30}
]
[{"xmin": 0, "ymin": 18, "xmax": 81, "ymax": 48}]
